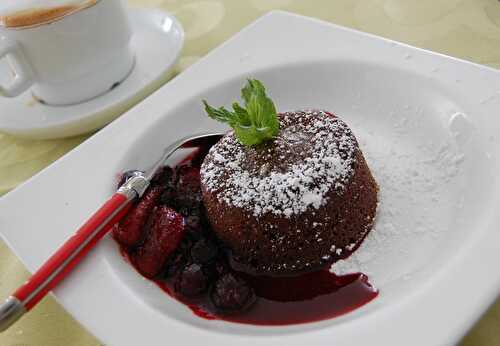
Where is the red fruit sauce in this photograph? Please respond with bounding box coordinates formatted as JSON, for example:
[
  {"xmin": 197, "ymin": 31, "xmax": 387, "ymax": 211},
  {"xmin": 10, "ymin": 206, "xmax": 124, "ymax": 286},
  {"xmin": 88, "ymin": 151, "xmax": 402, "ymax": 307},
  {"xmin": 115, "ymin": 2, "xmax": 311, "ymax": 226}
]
[
  {"xmin": 120, "ymin": 243, "xmax": 377, "ymax": 326},
  {"xmin": 154, "ymin": 270, "xmax": 377, "ymax": 325}
]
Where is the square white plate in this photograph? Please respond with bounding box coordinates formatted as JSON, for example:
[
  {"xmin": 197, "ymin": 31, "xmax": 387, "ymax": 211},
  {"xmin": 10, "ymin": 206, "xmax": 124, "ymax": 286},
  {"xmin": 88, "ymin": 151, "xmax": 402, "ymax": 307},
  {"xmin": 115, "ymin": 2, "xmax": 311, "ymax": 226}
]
[{"xmin": 1, "ymin": 11, "xmax": 499, "ymax": 346}]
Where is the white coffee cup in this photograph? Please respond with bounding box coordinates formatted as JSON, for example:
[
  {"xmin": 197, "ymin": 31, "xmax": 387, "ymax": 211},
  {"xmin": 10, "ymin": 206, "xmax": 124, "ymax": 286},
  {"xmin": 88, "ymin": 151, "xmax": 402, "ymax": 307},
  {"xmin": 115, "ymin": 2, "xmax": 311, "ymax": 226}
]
[{"xmin": 0, "ymin": 0, "xmax": 134, "ymax": 105}]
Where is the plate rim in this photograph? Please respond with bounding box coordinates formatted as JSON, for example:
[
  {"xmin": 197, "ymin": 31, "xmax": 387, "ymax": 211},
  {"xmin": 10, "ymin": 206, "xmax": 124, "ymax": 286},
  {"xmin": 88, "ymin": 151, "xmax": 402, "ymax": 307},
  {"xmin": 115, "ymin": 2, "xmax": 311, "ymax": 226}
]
[{"xmin": 1, "ymin": 10, "xmax": 499, "ymax": 346}]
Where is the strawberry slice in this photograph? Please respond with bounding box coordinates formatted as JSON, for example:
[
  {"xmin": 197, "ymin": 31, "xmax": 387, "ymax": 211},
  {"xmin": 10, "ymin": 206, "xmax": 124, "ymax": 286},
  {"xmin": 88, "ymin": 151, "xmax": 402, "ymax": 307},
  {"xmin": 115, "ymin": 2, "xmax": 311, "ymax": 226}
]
[
  {"xmin": 112, "ymin": 186, "xmax": 163, "ymax": 247},
  {"xmin": 133, "ymin": 206, "xmax": 186, "ymax": 278}
]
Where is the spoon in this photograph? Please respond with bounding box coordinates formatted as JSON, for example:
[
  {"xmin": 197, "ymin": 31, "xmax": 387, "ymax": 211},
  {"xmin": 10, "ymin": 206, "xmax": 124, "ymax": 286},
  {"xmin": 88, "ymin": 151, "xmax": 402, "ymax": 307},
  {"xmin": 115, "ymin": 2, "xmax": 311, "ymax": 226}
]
[{"xmin": 0, "ymin": 132, "xmax": 225, "ymax": 331}]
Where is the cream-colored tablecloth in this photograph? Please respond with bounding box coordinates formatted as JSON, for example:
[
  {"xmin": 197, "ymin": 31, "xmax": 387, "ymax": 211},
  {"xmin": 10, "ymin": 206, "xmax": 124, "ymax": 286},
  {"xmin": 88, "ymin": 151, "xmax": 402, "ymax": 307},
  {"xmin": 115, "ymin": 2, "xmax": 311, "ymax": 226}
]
[{"xmin": 0, "ymin": 1, "xmax": 499, "ymax": 345}]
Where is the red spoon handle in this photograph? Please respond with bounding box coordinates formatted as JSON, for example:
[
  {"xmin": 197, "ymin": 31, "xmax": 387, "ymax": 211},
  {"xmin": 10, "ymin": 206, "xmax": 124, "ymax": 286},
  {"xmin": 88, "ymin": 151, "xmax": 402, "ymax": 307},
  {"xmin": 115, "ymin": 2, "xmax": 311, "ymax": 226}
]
[
  {"xmin": 13, "ymin": 192, "xmax": 135, "ymax": 310},
  {"xmin": 0, "ymin": 174, "xmax": 150, "ymax": 332}
]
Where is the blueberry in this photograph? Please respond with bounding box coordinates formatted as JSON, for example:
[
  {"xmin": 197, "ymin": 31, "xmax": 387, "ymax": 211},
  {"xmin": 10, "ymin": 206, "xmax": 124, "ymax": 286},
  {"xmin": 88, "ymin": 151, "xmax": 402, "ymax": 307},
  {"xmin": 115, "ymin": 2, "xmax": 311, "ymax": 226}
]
[
  {"xmin": 160, "ymin": 188, "xmax": 177, "ymax": 206},
  {"xmin": 175, "ymin": 196, "xmax": 202, "ymax": 213},
  {"xmin": 184, "ymin": 212, "xmax": 202, "ymax": 231},
  {"xmin": 174, "ymin": 263, "xmax": 208, "ymax": 297},
  {"xmin": 201, "ymin": 262, "xmax": 218, "ymax": 281},
  {"xmin": 174, "ymin": 164, "xmax": 202, "ymax": 210},
  {"xmin": 202, "ymin": 258, "xmax": 228, "ymax": 282},
  {"xmin": 179, "ymin": 236, "xmax": 195, "ymax": 255},
  {"xmin": 163, "ymin": 252, "xmax": 187, "ymax": 278},
  {"xmin": 152, "ymin": 166, "xmax": 175, "ymax": 186},
  {"xmin": 191, "ymin": 239, "xmax": 218, "ymax": 264},
  {"xmin": 210, "ymin": 273, "xmax": 256, "ymax": 313},
  {"xmin": 199, "ymin": 207, "xmax": 212, "ymax": 229},
  {"xmin": 214, "ymin": 260, "xmax": 229, "ymax": 276}
]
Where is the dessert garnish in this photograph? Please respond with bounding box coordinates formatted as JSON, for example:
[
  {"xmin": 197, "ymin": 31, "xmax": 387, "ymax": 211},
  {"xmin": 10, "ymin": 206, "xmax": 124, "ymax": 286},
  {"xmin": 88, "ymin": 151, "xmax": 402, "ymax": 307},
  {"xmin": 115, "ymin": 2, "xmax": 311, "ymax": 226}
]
[{"xmin": 203, "ymin": 79, "xmax": 279, "ymax": 146}]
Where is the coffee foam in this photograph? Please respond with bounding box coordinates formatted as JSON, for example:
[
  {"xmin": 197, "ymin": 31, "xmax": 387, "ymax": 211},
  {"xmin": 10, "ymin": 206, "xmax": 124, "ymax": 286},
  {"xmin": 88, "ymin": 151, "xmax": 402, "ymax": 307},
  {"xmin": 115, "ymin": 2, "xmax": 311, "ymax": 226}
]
[{"xmin": 0, "ymin": 0, "xmax": 98, "ymax": 28}]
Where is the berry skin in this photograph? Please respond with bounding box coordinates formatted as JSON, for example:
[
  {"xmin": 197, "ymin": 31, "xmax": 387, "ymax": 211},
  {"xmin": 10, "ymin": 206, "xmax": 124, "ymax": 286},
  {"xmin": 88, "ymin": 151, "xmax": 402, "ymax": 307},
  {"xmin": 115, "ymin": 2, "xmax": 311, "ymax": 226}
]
[
  {"xmin": 133, "ymin": 206, "xmax": 185, "ymax": 278},
  {"xmin": 113, "ymin": 186, "xmax": 163, "ymax": 247},
  {"xmin": 153, "ymin": 167, "xmax": 177, "ymax": 206},
  {"xmin": 163, "ymin": 251, "xmax": 188, "ymax": 278},
  {"xmin": 191, "ymin": 239, "xmax": 218, "ymax": 264},
  {"xmin": 174, "ymin": 164, "xmax": 202, "ymax": 211},
  {"xmin": 160, "ymin": 188, "xmax": 177, "ymax": 207},
  {"xmin": 184, "ymin": 212, "xmax": 202, "ymax": 232},
  {"xmin": 215, "ymin": 260, "xmax": 229, "ymax": 276},
  {"xmin": 211, "ymin": 273, "xmax": 256, "ymax": 313},
  {"xmin": 174, "ymin": 263, "xmax": 208, "ymax": 297},
  {"xmin": 151, "ymin": 166, "xmax": 174, "ymax": 186}
]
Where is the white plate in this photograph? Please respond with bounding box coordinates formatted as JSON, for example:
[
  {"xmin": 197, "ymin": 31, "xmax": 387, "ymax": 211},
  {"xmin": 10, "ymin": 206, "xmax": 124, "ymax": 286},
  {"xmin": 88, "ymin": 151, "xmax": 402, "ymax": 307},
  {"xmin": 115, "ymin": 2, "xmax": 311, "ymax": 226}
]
[
  {"xmin": 0, "ymin": 8, "xmax": 184, "ymax": 139},
  {"xmin": 1, "ymin": 11, "xmax": 500, "ymax": 346}
]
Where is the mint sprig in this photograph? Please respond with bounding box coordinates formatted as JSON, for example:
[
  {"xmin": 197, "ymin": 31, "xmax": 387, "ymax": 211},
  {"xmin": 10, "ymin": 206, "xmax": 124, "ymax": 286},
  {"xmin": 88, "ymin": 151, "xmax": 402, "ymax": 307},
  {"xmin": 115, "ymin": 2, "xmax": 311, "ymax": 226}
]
[{"xmin": 203, "ymin": 79, "xmax": 279, "ymax": 146}]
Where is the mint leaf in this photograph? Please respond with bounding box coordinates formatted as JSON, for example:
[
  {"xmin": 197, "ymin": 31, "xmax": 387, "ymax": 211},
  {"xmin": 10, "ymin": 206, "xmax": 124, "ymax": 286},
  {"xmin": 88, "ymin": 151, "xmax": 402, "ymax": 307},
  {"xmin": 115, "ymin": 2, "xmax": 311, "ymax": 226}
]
[{"xmin": 203, "ymin": 79, "xmax": 279, "ymax": 146}]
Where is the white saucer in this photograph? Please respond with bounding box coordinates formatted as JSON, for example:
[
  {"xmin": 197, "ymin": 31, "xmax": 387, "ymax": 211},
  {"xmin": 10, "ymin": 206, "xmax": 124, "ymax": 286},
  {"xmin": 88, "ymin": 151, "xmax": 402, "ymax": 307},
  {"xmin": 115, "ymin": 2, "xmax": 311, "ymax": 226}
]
[{"xmin": 0, "ymin": 8, "xmax": 184, "ymax": 139}]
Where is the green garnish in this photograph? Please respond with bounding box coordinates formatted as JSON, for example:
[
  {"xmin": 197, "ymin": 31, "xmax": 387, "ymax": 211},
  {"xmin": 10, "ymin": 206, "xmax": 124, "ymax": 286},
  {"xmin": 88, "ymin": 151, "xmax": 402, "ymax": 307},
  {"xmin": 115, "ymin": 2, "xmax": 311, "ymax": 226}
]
[{"xmin": 203, "ymin": 79, "xmax": 279, "ymax": 146}]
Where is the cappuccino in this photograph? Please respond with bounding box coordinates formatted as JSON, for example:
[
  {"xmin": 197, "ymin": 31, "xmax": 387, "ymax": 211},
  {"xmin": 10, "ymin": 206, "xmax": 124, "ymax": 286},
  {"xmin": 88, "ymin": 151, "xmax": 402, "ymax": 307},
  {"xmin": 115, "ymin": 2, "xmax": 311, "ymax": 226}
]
[
  {"xmin": 0, "ymin": 0, "xmax": 98, "ymax": 28},
  {"xmin": 0, "ymin": 0, "xmax": 134, "ymax": 104}
]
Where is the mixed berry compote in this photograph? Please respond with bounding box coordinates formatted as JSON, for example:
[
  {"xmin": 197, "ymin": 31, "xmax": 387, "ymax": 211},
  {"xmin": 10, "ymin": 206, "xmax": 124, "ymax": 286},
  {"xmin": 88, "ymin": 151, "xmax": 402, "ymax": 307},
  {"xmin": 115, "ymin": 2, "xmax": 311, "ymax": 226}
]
[{"xmin": 112, "ymin": 147, "xmax": 377, "ymax": 326}]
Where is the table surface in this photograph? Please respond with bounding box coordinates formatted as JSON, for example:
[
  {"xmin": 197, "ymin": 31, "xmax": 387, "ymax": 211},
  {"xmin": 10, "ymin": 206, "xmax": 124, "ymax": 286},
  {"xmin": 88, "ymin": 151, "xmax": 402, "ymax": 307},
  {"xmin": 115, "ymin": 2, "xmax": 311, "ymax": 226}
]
[{"xmin": 0, "ymin": 0, "xmax": 499, "ymax": 345}]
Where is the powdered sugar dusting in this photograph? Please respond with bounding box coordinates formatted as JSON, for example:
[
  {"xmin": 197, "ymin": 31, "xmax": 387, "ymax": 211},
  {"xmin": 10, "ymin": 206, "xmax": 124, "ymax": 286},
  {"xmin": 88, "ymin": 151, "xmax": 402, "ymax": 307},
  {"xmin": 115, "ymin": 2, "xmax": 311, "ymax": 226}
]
[
  {"xmin": 331, "ymin": 114, "xmax": 466, "ymax": 283},
  {"xmin": 201, "ymin": 110, "xmax": 358, "ymax": 218}
]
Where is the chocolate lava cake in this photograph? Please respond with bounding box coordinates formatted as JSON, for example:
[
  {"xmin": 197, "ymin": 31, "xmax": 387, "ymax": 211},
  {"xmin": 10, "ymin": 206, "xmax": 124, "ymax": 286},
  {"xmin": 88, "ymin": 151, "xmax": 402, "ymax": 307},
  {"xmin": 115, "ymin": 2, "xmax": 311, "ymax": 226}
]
[{"xmin": 200, "ymin": 110, "xmax": 378, "ymax": 276}]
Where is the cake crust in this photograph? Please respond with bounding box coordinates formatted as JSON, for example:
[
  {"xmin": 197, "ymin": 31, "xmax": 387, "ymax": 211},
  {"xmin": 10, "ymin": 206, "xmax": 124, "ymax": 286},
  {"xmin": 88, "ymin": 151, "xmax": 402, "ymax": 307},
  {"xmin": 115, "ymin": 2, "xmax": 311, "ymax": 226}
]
[{"xmin": 201, "ymin": 110, "xmax": 378, "ymax": 276}]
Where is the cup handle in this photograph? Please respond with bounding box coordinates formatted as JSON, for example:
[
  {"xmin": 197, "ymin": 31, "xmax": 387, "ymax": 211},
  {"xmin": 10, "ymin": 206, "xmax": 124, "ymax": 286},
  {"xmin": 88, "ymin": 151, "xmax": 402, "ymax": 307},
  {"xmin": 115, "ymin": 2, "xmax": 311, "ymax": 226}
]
[{"xmin": 0, "ymin": 36, "xmax": 34, "ymax": 97}]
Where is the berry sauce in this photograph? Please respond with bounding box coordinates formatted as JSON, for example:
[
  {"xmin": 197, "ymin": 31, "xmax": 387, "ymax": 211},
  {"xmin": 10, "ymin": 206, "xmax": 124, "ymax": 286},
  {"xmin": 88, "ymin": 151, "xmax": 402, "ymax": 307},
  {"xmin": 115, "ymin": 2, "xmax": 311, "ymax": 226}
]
[
  {"xmin": 154, "ymin": 270, "xmax": 377, "ymax": 325},
  {"xmin": 114, "ymin": 147, "xmax": 378, "ymax": 326}
]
